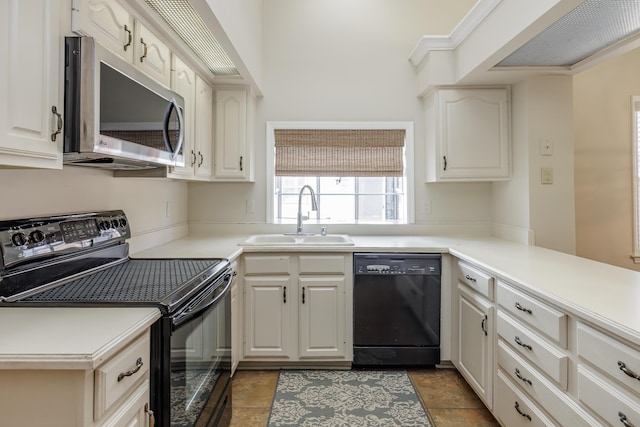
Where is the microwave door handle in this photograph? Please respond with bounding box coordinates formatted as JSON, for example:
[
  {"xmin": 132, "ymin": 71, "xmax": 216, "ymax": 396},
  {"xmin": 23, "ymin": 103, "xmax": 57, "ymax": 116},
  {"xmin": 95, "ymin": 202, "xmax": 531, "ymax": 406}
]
[{"xmin": 172, "ymin": 98, "xmax": 184, "ymax": 162}]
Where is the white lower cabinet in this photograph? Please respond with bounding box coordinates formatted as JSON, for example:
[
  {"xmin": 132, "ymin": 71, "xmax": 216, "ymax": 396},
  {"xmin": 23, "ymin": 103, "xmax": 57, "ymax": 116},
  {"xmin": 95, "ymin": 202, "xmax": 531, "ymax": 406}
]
[
  {"xmin": 0, "ymin": 330, "xmax": 153, "ymax": 426},
  {"xmin": 457, "ymin": 283, "xmax": 494, "ymax": 409},
  {"xmin": 242, "ymin": 253, "xmax": 352, "ymax": 362},
  {"xmin": 495, "ymin": 370, "xmax": 556, "ymax": 427}
]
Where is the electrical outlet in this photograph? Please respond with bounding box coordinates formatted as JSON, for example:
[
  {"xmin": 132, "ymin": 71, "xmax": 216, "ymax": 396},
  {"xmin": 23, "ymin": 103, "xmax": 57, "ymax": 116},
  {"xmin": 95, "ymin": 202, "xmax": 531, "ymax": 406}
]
[
  {"xmin": 423, "ymin": 200, "xmax": 432, "ymax": 215},
  {"xmin": 541, "ymin": 167, "xmax": 553, "ymax": 184},
  {"xmin": 540, "ymin": 139, "xmax": 553, "ymax": 156},
  {"xmin": 246, "ymin": 199, "xmax": 255, "ymax": 214}
]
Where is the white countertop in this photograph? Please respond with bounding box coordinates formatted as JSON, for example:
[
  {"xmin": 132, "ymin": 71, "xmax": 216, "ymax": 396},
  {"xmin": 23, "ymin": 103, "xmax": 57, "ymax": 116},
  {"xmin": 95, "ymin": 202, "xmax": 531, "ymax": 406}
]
[
  {"xmin": 3, "ymin": 232, "xmax": 639, "ymax": 368},
  {"xmin": 0, "ymin": 307, "xmax": 160, "ymax": 370},
  {"xmin": 135, "ymin": 233, "xmax": 640, "ymax": 346}
]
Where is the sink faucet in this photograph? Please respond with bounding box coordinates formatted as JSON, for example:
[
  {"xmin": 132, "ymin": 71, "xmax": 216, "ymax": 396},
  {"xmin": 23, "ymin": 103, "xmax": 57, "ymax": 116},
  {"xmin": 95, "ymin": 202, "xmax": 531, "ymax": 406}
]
[{"xmin": 295, "ymin": 185, "xmax": 318, "ymax": 234}]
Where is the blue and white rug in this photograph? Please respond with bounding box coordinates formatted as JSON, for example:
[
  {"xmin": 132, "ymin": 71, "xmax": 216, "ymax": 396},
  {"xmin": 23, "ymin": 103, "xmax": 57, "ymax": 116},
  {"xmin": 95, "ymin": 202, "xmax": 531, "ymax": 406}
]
[{"xmin": 268, "ymin": 370, "xmax": 432, "ymax": 426}]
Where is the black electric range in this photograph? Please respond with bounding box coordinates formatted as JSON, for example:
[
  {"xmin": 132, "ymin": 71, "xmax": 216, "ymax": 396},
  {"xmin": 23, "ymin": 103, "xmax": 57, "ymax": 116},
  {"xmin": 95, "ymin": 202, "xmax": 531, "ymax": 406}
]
[{"xmin": 0, "ymin": 210, "xmax": 233, "ymax": 427}]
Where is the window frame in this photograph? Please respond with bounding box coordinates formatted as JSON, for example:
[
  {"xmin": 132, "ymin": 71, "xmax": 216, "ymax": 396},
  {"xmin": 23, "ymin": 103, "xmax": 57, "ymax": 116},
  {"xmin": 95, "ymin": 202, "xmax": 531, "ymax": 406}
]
[{"xmin": 266, "ymin": 121, "xmax": 415, "ymax": 225}]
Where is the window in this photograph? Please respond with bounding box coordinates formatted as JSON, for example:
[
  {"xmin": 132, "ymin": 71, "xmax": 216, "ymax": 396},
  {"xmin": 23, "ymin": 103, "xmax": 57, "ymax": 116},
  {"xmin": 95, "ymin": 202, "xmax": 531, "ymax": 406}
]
[
  {"xmin": 266, "ymin": 122, "xmax": 414, "ymax": 224},
  {"xmin": 633, "ymin": 97, "xmax": 640, "ymax": 262}
]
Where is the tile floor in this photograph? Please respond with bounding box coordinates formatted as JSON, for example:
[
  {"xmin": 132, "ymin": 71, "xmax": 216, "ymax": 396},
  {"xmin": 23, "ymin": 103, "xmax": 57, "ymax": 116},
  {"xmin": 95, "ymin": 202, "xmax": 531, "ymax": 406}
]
[{"xmin": 229, "ymin": 368, "xmax": 500, "ymax": 427}]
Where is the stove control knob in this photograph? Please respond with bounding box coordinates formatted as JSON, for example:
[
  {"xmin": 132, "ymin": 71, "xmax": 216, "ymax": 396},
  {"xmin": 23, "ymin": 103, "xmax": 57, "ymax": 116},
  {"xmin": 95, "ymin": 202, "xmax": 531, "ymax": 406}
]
[
  {"xmin": 29, "ymin": 230, "xmax": 45, "ymax": 243},
  {"xmin": 11, "ymin": 232, "xmax": 27, "ymax": 246},
  {"xmin": 99, "ymin": 220, "xmax": 110, "ymax": 230},
  {"xmin": 119, "ymin": 218, "xmax": 127, "ymax": 228},
  {"xmin": 111, "ymin": 219, "xmax": 120, "ymax": 229}
]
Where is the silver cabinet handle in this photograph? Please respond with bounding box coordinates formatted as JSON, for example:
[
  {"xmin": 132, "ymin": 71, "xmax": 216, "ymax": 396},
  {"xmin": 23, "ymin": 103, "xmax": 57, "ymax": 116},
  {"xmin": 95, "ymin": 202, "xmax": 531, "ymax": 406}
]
[
  {"xmin": 515, "ymin": 302, "xmax": 532, "ymax": 314},
  {"xmin": 146, "ymin": 403, "xmax": 155, "ymax": 427},
  {"xmin": 514, "ymin": 401, "xmax": 532, "ymax": 421},
  {"xmin": 481, "ymin": 314, "xmax": 488, "ymax": 336},
  {"xmin": 619, "ymin": 412, "xmax": 634, "ymax": 427},
  {"xmin": 515, "ymin": 368, "xmax": 532, "ymax": 386},
  {"xmin": 618, "ymin": 361, "xmax": 640, "ymax": 381},
  {"xmin": 51, "ymin": 106, "xmax": 62, "ymax": 141},
  {"xmin": 464, "ymin": 274, "xmax": 476, "ymax": 283},
  {"xmin": 117, "ymin": 357, "xmax": 143, "ymax": 381},
  {"xmin": 514, "ymin": 336, "xmax": 532, "ymax": 351},
  {"xmin": 139, "ymin": 38, "xmax": 148, "ymax": 62},
  {"xmin": 123, "ymin": 24, "xmax": 132, "ymax": 51}
]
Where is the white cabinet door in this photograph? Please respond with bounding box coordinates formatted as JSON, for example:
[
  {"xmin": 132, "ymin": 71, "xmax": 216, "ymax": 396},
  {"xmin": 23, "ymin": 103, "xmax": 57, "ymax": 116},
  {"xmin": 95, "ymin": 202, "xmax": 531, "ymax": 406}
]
[
  {"xmin": 0, "ymin": 0, "xmax": 62, "ymax": 169},
  {"xmin": 134, "ymin": 21, "xmax": 171, "ymax": 88},
  {"xmin": 72, "ymin": 0, "xmax": 135, "ymax": 63},
  {"xmin": 244, "ymin": 276, "xmax": 292, "ymax": 358},
  {"xmin": 457, "ymin": 283, "xmax": 494, "ymax": 409},
  {"xmin": 168, "ymin": 56, "xmax": 196, "ymax": 179},
  {"xmin": 298, "ymin": 277, "xmax": 346, "ymax": 359},
  {"xmin": 194, "ymin": 75, "xmax": 213, "ymax": 179},
  {"xmin": 213, "ymin": 88, "xmax": 253, "ymax": 181},
  {"xmin": 426, "ymin": 87, "xmax": 510, "ymax": 182}
]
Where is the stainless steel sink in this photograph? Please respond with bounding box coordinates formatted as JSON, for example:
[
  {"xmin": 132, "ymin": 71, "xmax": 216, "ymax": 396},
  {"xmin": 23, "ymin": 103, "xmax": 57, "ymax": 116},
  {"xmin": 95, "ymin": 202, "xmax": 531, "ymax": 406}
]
[{"xmin": 239, "ymin": 234, "xmax": 354, "ymax": 246}]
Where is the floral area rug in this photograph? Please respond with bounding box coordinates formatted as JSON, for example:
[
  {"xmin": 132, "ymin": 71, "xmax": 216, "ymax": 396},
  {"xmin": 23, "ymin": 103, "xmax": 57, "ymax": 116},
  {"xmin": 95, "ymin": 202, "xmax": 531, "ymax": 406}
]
[{"xmin": 268, "ymin": 370, "xmax": 432, "ymax": 427}]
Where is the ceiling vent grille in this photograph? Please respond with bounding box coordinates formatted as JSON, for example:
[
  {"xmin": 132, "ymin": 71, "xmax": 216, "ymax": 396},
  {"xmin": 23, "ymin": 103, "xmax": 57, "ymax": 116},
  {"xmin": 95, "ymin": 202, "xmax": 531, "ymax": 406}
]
[
  {"xmin": 497, "ymin": 0, "xmax": 640, "ymax": 67},
  {"xmin": 144, "ymin": 0, "xmax": 239, "ymax": 76}
]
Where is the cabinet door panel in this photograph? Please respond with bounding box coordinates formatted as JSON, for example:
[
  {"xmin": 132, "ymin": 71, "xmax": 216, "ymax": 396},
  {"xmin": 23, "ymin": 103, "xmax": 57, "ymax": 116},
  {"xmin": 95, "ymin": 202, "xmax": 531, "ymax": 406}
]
[
  {"xmin": 194, "ymin": 75, "xmax": 213, "ymax": 178},
  {"xmin": 298, "ymin": 277, "xmax": 346, "ymax": 358},
  {"xmin": 0, "ymin": 0, "xmax": 62, "ymax": 168},
  {"xmin": 457, "ymin": 284, "xmax": 494, "ymax": 408},
  {"xmin": 72, "ymin": 0, "xmax": 134, "ymax": 62},
  {"xmin": 244, "ymin": 277, "xmax": 291, "ymax": 358},
  {"xmin": 214, "ymin": 89, "xmax": 248, "ymax": 180},
  {"xmin": 134, "ymin": 21, "xmax": 171, "ymax": 87},
  {"xmin": 168, "ymin": 56, "xmax": 196, "ymax": 179}
]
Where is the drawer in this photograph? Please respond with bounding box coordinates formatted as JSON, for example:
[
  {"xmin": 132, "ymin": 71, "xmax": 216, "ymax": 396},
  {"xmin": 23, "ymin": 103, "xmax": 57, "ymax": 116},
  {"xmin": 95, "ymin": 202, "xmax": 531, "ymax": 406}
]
[
  {"xmin": 458, "ymin": 261, "xmax": 494, "ymax": 300},
  {"xmin": 497, "ymin": 341, "xmax": 600, "ymax": 426},
  {"xmin": 497, "ymin": 281, "xmax": 567, "ymax": 348},
  {"xmin": 299, "ymin": 255, "xmax": 346, "ymax": 274},
  {"xmin": 495, "ymin": 370, "xmax": 557, "ymax": 427},
  {"xmin": 578, "ymin": 365, "xmax": 640, "ymax": 427},
  {"xmin": 497, "ymin": 311, "xmax": 568, "ymax": 389},
  {"xmin": 577, "ymin": 322, "xmax": 640, "ymax": 395},
  {"xmin": 244, "ymin": 255, "xmax": 291, "ymax": 275},
  {"xmin": 94, "ymin": 332, "xmax": 150, "ymax": 420}
]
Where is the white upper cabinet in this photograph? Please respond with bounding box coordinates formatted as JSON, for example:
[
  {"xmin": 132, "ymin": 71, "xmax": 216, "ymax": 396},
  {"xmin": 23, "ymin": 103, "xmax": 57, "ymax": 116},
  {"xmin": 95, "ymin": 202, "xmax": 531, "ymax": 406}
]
[
  {"xmin": 193, "ymin": 75, "xmax": 214, "ymax": 179},
  {"xmin": 213, "ymin": 87, "xmax": 255, "ymax": 182},
  {"xmin": 0, "ymin": 0, "xmax": 63, "ymax": 169},
  {"xmin": 168, "ymin": 56, "xmax": 197, "ymax": 179},
  {"xmin": 72, "ymin": 0, "xmax": 171, "ymax": 87},
  {"xmin": 425, "ymin": 87, "xmax": 510, "ymax": 182}
]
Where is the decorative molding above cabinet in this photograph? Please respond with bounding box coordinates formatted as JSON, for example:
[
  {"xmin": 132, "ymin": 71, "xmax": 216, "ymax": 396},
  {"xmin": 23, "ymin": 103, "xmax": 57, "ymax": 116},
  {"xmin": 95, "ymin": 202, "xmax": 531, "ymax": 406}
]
[{"xmin": 425, "ymin": 87, "xmax": 511, "ymax": 182}]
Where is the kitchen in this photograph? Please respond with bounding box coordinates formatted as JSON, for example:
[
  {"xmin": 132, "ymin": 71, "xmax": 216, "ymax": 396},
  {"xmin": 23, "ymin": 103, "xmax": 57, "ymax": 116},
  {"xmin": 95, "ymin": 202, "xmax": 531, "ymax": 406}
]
[{"xmin": 1, "ymin": 0, "xmax": 640, "ymax": 426}]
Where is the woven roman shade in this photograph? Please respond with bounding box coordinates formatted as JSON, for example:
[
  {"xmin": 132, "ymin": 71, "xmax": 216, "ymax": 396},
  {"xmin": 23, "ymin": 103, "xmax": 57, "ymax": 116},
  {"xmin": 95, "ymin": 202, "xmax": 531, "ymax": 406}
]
[{"xmin": 274, "ymin": 129, "xmax": 405, "ymax": 177}]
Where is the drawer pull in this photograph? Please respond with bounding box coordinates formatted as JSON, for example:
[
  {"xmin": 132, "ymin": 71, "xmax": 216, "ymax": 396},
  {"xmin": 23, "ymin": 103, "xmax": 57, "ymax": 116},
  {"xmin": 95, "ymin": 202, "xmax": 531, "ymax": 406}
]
[
  {"xmin": 117, "ymin": 357, "xmax": 143, "ymax": 381},
  {"xmin": 514, "ymin": 336, "xmax": 533, "ymax": 351},
  {"xmin": 283, "ymin": 286, "xmax": 287, "ymax": 303},
  {"xmin": 515, "ymin": 302, "xmax": 532, "ymax": 314},
  {"xmin": 514, "ymin": 401, "xmax": 532, "ymax": 421},
  {"xmin": 515, "ymin": 368, "xmax": 532, "ymax": 386},
  {"xmin": 464, "ymin": 274, "xmax": 476, "ymax": 283},
  {"xmin": 481, "ymin": 314, "xmax": 488, "ymax": 336},
  {"xmin": 619, "ymin": 412, "xmax": 634, "ymax": 427},
  {"xmin": 618, "ymin": 361, "xmax": 640, "ymax": 381}
]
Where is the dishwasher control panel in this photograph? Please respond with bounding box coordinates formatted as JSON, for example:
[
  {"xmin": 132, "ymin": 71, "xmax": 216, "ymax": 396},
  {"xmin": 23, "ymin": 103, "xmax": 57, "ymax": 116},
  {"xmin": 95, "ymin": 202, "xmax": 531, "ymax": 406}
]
[{"xmin": 354, "ymin": 253, "xmax": 440, "ymax": 275}]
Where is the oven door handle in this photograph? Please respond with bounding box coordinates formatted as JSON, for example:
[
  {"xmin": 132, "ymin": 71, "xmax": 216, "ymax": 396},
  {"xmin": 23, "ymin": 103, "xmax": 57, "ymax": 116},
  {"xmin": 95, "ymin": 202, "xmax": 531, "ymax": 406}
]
[{"xmin": 173, "ymin": 272, "xmax": 233, "ymax": 328}]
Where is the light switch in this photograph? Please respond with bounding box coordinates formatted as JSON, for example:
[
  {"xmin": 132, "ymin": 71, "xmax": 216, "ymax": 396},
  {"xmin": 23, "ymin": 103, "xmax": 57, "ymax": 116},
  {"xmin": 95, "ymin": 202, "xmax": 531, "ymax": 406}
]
[{"xmin": 541, "ymin": 167, "xmax": 553, "ymax": 184}]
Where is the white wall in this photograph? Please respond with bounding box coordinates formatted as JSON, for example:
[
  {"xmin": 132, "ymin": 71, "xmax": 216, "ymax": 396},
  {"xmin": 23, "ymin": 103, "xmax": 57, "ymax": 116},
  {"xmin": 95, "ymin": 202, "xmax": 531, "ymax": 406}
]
[
  {"xmin": 0, "ymin": 167, "xmax": 188, "ymax": 248},
  {"xmin": 190, "ymin": 0, "xmax": 493, "ymax": 229},
  {"xmin": 492, "ymin": 75, "xmax": 575, "ymax": 254},
  {"xmin": 574, "ymin": 48, "xmax": 640, "ymax": 271}
]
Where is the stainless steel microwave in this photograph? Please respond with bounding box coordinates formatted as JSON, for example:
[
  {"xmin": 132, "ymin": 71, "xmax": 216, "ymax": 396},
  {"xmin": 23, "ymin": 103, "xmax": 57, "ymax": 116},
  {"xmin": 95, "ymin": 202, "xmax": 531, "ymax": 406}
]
[{"xmin": 63, "ymin": 36, "xmax": 185, "ymax": 170}]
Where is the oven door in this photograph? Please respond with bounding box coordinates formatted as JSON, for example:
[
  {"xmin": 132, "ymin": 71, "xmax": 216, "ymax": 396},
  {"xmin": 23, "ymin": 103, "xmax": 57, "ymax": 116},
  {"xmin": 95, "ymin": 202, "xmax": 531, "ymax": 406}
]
[{"xmin": 154, "ymin": 269, "xmax": 233, "ymax": 427}]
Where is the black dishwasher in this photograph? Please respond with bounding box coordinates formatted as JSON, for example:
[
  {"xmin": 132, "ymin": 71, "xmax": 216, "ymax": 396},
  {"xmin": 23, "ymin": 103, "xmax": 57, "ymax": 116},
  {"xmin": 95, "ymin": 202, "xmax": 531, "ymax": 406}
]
[{"xmin": 353, "ymin": 253, "xmax": 441, "ymax": 366}]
